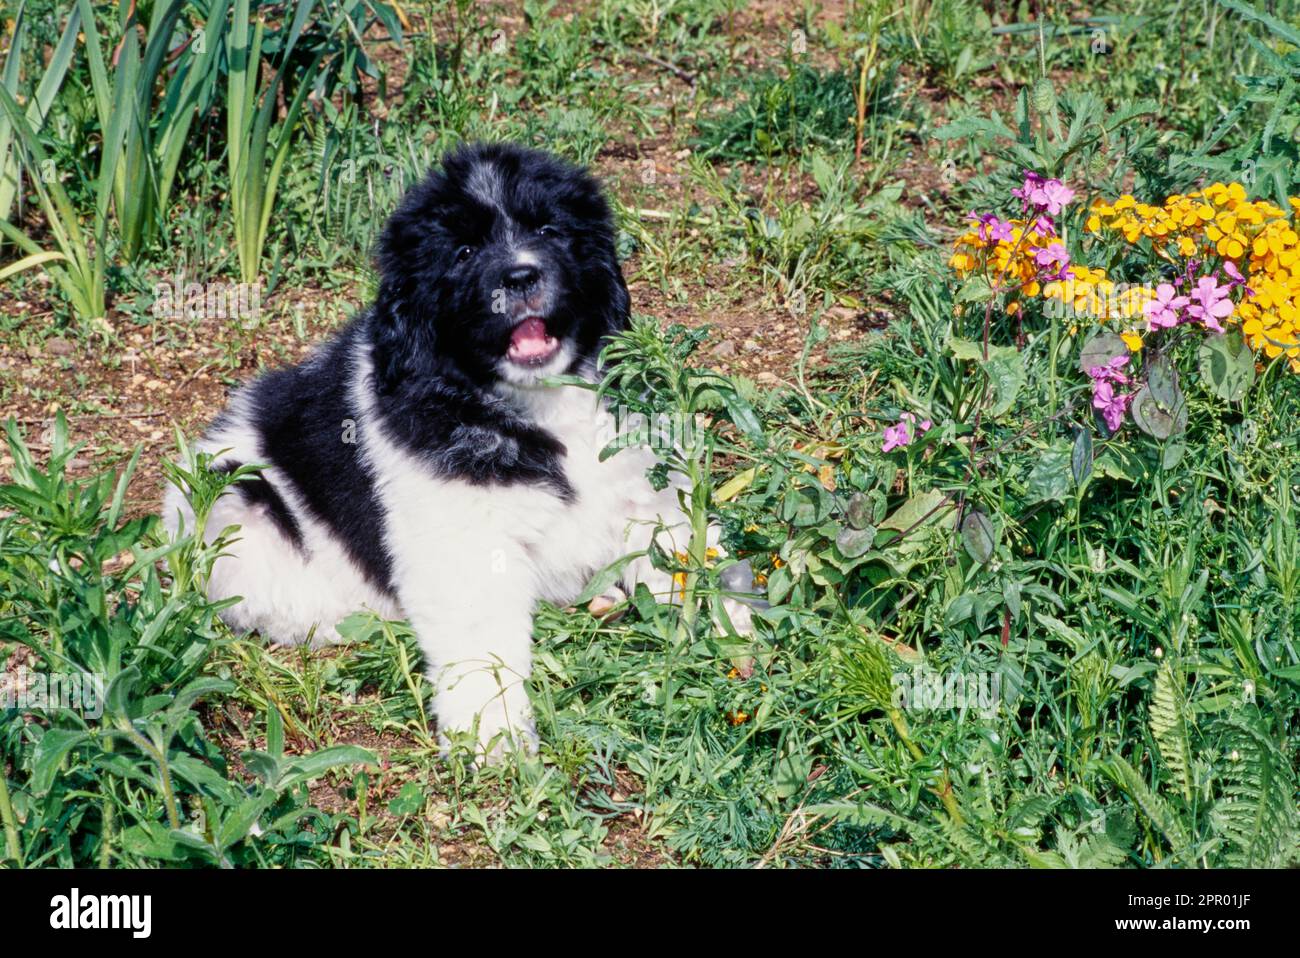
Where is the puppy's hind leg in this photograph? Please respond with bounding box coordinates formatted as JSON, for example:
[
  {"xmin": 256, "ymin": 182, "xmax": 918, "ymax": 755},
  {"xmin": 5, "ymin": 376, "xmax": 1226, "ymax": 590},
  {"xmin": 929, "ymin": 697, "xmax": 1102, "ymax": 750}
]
[
  {"xmin": 613, "ymin": 520, "xmax": 763, "ymax": 636},
  {"xmin": 166, "ymin": 480, "xmax": 389, "ymax": 647}
]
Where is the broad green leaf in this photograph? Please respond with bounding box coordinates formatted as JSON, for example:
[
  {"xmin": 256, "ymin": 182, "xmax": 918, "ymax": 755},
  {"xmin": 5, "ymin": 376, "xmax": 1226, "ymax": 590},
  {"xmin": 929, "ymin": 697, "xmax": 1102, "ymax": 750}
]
[
  {"xmin": 836, "ymin": 523, "xmax": 876, "ymax": 558},
  {"xmin": 845, "ymin": 491, "xmax": 872, "ymax": 529},
  {"xmin": 1071, "ymin": 428, "xmax": 1093, "ymax": 487},
  {"xmin": 1131, "ymin": 384, "xmax": 1187, "ymax": 439},
  {"xmin": 1027, "ymin": 443, "xmax": 1073, "ymax": 503},
  {"xmin": 1078, "ymin": 333, "xmax": 1129, "ymax": 374},
  {"xmin": 388, "ymin": 782, "xmax": 425, "ymax": 817},
  {"xmin": 32, "ymin": 728, "xmax": 89, "ymax": 795},
  {"xmin": 1198, "ymin": 331, "xmax": 1256, "ymax": 402}
]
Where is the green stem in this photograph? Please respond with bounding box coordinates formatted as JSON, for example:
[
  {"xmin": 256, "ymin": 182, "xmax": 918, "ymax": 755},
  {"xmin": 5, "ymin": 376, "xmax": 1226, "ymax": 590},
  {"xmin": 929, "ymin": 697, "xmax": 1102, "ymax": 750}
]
[
  {"xmin": 155, "ymin": 747, "xmax": 181, "ymax": 832},
  {"xmin": 121, "ymin": 728, "xmax": 181, "ymax": 831},
  {"xmin": 0, "ymin": 764, "xmax": 23, "ymax": 865},
  {"xmin": 887, "ymin": 706, "xmax": 965, "ymax": 827},
  {"xmin": 678, "ymin": 462, "xmax": 712, "ymax": 634},
  {"xmin": 99, "ymin": 737, "xmax": 115, "ymax": 868}
]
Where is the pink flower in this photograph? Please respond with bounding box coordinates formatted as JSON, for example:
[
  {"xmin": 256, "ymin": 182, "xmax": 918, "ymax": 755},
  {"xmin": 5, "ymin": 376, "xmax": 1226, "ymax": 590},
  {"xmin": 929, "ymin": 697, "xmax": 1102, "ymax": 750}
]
[
  {"xmin": 1187, "ymin": 275, "xmax": 1234, "ymax": 333},
  {"xmin": 1012, "ymin": 171, "xmax": 1076, "ymax": 216},
  {"xmin": 1092, "ymin": 380, "xmax": 1132, "ymax": 432},
  {"xmin": 1087, "ymin": 354, "xmax": 1133, "ymax": 431},
  {"xmin": 972, "ymin": 213, "xmax": 1014, "ymax": 243},
  {"xmin": 1087, "ymin": 353, "xmax": 1131, "ymax": 384},
  {"xmin": 1143, "ymin": 283, "xmax": 1189, "ymax": 330},
  {"xmin": 1223, "ymin": 261, "xmax": 1246, "ymax": 289},
  {"xmin": 1012, "ymin": 171, "xmax": 1046, "ymax": 208},
  {"xmin": 882, "ymin": 413, "xmax": 932, "ymax": 452},
  {"xmin": 1038, "ymin": 179, "xmax": 1076, "ymax": 216},
  {"xmin": 1032, "ymin": 241, "xmax": 1070, "ymax": 279},
  {"xmin": 882, "ymin": 423, "xmax": 909, "ymax": 452}
]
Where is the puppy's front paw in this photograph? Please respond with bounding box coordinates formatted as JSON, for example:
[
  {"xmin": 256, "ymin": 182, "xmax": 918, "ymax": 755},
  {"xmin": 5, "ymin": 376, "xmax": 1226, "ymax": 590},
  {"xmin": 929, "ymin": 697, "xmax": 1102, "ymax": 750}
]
[
  {"xmin": 434, "ymin": 668, "xmax": 537, "ymax": 763},
  {"xmin": 473, "ymin": 698, "xmax": 539, "ymax": 762}
]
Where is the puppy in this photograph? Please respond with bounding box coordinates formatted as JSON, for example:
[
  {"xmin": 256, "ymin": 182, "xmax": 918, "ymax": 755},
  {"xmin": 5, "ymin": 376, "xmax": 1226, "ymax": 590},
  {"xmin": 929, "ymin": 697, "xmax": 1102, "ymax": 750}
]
[{"xmin": 165, "ymin": 143, "xmax": 751, "ymax": 756}]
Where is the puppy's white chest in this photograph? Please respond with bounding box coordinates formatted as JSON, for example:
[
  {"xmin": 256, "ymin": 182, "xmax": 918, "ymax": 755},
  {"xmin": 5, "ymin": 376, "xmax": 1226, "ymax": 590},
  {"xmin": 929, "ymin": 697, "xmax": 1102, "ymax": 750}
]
[
  {"xmin": 367, "ymin": 382, "xmax": 664, "ymax": 608},
  {"xmin": 517, "ymin": 387, "xmax": 661, "ymax": 587}
]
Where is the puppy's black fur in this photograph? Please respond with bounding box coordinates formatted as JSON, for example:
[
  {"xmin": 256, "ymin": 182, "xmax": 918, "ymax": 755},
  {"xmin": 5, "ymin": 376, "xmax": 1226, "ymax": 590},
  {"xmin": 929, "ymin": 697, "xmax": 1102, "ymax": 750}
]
[{"xmin": 222, "ymin": 143, "xmax": 631, "ymax": 594}]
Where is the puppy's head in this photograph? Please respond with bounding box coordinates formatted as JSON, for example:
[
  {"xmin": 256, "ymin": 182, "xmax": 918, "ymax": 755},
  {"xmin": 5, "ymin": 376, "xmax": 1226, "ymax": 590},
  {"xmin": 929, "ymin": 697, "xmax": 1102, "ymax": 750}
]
[{"xmin": 372, "ymin": 143, "xmax": 630, "ymax": 390}]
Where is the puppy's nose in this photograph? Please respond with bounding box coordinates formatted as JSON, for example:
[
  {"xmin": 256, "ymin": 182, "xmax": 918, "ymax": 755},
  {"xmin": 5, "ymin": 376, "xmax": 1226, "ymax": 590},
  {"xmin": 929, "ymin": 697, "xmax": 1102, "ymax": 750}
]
[{"xmin": 503, "ymin": 263, "xmax": 540, "ymax": 292}]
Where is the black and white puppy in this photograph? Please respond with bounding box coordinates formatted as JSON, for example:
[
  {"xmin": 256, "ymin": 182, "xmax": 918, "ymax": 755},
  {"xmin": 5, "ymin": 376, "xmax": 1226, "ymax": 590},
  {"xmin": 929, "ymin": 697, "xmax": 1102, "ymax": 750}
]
[{"xmin": 165, "ymin": 143, "xmax": 749, "ymax": 756}]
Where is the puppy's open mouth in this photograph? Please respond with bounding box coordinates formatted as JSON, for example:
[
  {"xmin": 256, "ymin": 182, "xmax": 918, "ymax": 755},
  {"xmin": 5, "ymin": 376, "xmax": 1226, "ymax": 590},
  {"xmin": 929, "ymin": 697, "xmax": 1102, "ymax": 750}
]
[{"xmin": 506, "ymin": 316, "xmax": 560, "ymax": 365}]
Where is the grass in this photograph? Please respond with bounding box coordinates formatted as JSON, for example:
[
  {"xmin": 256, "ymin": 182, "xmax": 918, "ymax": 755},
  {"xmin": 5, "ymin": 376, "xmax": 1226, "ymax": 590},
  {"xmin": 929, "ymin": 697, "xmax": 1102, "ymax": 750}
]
[{"xmin": 1, "ymin": 0, "xmax": 1299, "ymax": 869}]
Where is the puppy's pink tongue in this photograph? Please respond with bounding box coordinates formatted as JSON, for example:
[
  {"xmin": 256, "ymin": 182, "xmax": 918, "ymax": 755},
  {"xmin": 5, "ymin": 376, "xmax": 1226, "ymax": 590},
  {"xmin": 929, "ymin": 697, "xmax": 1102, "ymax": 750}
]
[{"xmin": 508, "ymin": 317, "xmax": 557, "ymax": 361}]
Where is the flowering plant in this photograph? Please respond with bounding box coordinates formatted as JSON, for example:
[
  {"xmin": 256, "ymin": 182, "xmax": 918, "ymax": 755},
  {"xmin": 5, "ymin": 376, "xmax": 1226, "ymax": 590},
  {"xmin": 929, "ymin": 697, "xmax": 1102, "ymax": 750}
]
[
  {"xmin": 950, "ymin": 171, "xmax": 1300, "ymax": 433},
  {"xmin": 881, "ymin": 412, "xmax": 932, "ymax": 452}
]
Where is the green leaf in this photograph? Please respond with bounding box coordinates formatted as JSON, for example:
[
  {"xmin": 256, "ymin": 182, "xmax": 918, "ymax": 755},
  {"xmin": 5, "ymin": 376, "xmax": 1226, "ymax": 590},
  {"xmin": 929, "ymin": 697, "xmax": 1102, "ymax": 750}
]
[
  {"xmin": 1027, "ymin": 442, "xmax": 1073, "ymax": 503},
  {"xmin": 1031, "ymin": 77, "xmax": 1057, "ymax": 115},
  {"xmin": 165, "ymin": 678, "xmax": 234, "ymax": 729},
  {"xmin": 876, "ymin": 490, "xmax": 951, "ymax": 546},
  {"xmin": 1198, "ymin": 330, "xmax": 1256, "ymax": 402},
  {"xmin": 118, "ymin": 822, "xmax": 193, "ymax": 863},
  {"xmin": 845, "ymin": 491, "xmax": 872, "ymax": 530},
  {"xmin": 782, "ymin": 483, "xmax": 833, "ymax": 527},
  {"xmin": 875, "ymin": 490, "xmax": 955, "ymax": 573},
  {"xmin": 388, "ymin": 782, "xmax": 425, "ymax": 817},
  {"xmin": 104, "ymin": 666, "xmax": 143, "ymax": 722},
  {"xmin": 983, "ymin": 349, "xmax": 1026, "ymax": 416},
  {"xmin": 1146, "ymin": 354, "xmax": 1181, "ymax": 409},
  {"xmin": 574, "ymin": 550, "xmax": 643, "ymax": 605},
  {"xmin": 773, "ymin": 748, "xmax": 811, "ymax": 800},
  {"xmin": 950, "ymin": 338, "xmax": 1025, "ymax": 416},
  {"xmin": 1078, "ymin": 333, "xmax": 1129, "ymax": 374},
  {"xmin": 960, "ymin": 510, "xmax": 997, "ymax": 564},
  {"xmin": 1071, "ymin": 428, "xmax": 1093, "ymax": 487},
  {"xmin": 266, "ymin": 706, "xmax": 284, "ymax": 760},
  {"xmin": 277, "ymin": 745, "xmax": 375, "ymax": 790},
  {"xmin": 1130, "ymin": 383, "xmax": 1187, "ymax": 439},
  {"xmin": 32, "ymin": 728, "xmax": 89, "ymax": 795},
  {"xmin": 721, "ymin": 391, "xmax": 766, "ymax": 445},
  {"xmin": 836, "ymin": 523, "xmax": 876, "ymax": 558},
  {"xmin": 1094, "ymin": 445, "xmax": 1149, "ymax": 483},
  {"xmin": 216, "ymin": 793, "xmax": 275, "ymax": 851}
]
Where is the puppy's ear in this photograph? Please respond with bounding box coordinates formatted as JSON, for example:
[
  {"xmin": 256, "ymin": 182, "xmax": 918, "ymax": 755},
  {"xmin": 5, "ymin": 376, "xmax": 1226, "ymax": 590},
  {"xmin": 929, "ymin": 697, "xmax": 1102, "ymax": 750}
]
[
  {"xmin": 369, "ymin": 296, "xmax": 429, "ymax": 393},
  {"xmin": 370, "ymin": 175, "xmax": 443, "ymax": 391}
]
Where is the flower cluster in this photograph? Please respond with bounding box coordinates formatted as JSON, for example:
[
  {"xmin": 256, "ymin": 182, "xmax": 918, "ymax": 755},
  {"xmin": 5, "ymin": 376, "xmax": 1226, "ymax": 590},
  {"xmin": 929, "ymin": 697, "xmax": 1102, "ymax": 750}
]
[
  {"xmin": 949, "ymin": 172, "xmax": 1076, "ymax": 314},
  {"xmin": 1086, "ymin": 184, "xmax": 1300, "ymax": 368},
  {"xmin": 950, "ymin": 172, "xmax": 1300, "ymax": 434},
  {"xmin": 882, "ymin": 412, "xmax": 932, "ymax": 452},
  {"xmin": 1086, "ymin": 354, "xmax": 1133, "ymax": 432}
]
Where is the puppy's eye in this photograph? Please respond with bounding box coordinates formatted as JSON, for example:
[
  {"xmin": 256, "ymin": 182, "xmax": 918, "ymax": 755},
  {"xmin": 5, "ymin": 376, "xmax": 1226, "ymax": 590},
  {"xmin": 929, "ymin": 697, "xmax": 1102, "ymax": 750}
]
[
  {"xmin": 536, "ymin": 225, "xmax": 560, "ymax": 239},
  {"xmin": 455, "ymin": 245, "xmax": 477, "ymax": 263}
]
